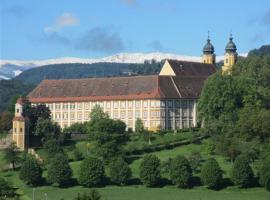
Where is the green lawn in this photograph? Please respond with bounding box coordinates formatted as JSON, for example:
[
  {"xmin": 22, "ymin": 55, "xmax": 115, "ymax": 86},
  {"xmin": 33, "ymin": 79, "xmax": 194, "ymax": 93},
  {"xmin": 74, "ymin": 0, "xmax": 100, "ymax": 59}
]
[{"xmin": 1, "ymin": 139, "xmax": 270, "ymax": 200}]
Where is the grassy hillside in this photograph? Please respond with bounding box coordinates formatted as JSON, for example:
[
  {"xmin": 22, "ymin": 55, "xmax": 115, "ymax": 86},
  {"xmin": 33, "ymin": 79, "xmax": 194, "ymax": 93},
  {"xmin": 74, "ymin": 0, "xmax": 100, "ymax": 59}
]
[{"xmin": 1, "ymin": 139, "xmax": 270, "ymax": 200}]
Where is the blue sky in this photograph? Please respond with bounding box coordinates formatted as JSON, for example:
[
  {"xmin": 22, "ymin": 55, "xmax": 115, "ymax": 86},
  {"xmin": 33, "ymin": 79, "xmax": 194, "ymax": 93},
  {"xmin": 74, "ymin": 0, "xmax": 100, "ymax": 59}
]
[{"xmin": 1, "ymin": 0, "xmax": 270, "ymax": 60}]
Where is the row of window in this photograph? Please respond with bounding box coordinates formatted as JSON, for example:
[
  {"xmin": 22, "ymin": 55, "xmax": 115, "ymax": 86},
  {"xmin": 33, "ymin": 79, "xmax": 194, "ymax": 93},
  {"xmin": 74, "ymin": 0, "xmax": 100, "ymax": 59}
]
[{"xmin": 45, "ymin": 100, "xmax": 195, "ymax": 111}]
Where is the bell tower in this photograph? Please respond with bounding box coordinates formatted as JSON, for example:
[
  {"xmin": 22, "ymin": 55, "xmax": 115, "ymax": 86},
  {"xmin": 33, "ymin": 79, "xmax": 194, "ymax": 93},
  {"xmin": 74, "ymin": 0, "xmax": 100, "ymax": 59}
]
[
  {"xmin": 202, "ymin": 32, "xmax": 216, "ymax": 64},
  {"xmin": 222, "ymin": 33, "xmax": 238, "ymax": 73},
  {"xmin": 12, "ymin": 98, "xmax": 28, "ymax": 151}
]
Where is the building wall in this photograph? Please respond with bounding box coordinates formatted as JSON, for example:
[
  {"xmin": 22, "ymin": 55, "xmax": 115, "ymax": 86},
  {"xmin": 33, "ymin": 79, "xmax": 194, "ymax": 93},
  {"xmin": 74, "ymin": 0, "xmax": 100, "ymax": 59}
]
[
  {"xmin": 34, "ymin": 99, "xmax": 197, "ymax": 131},
  {"xmin": 12, "ymin": 120, "xmax": 25, "ymax": 150}
]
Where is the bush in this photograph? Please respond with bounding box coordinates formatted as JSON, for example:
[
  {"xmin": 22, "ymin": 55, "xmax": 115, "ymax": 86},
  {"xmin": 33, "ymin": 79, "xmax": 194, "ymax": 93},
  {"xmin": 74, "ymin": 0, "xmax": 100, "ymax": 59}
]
[
  {"xmin": 200, "ymin": 158, "xmax": 223, "ymax": 189},
  {"xmin": 109, "ymin": 157, "xmax": 132, "ymax": 185},
  {"xmin": 78, "ymin": 157, "xmax": 105, "ymax": 187},
  {"xmin": 0, "ymin": 178, "xmax": 15, "ymax": 198},
  {"xmin": 169, "ymin": 155, "xmax": 192, "ymax": 188},
  {"xmin": 231, "ymin": 155, "xmax": 254, "ymax": 188},
  {"xmin": 73, "ymin": 149, "xmax": 83, "ymax": 161},
  {"xmin": 47, "ymin": 153, "xmax": 73, "ymax": 186},
  {"xmin": 44, "ymin": 139, "xmax": 63, "ymax": 157},
  {"xmin": 19, "ymin": 156, "xmax": 42, "ymax": 186},
  {"xmin": 74, "ymin": 189, "xmax": 101, "ymax": 200},
  {"xmin": 139, "ymin": 154, "xmax": 161, "ymax": 187},
  {"xmin": 259, "ymin": 157, "xmax": 270, "ymax": 190},
  {"xmin": 188, "ymin": 151, "xmax": 202, "ymax": 172}
]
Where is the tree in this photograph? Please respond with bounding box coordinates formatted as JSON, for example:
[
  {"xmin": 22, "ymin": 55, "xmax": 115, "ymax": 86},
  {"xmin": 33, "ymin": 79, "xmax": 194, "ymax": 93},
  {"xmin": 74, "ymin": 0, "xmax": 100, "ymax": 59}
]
[
  {"xmin": 0, "ymin": 112, "xmax": 13, "ymax": 132},
  {"xmin": 47, "ymin": 153, "xmax": 72, "ymax": 186},
  {"xmin": 139, "ymin": 154, "xmax": 161, "ymax": 187},
  {"xmin": 0, "ymin": 178, "xmax": 15, "ymax": 198},
  {"xmin": 231, "ymin": 155, "xmax": 254, "ymax": 188},
  {"xmin": 200, "ymin": 158, "xmax": 223, "ymax": 189},
  {"xmin": 135, "ymin": 118, "xmax": 144, "ymax": 133},
  {"xmin": 19, "ymin": 156, "xmax": 42, "ymax": 186},
  {"xmin": 74, "ymin": 189, "xmax": 101, "ymax": 200},
  {"xmin": 89, "ymin": 105, "xmax": 109, "ymax": 123},
  {"xmin": 169, "ymin": 155, "xmax": 192, "ymax": 188},
  {"xmin": 23, "ymin": 100, "xmax": 51, "ymax": 135},
  {"xmin": 78, "ymin": 157, "xmax": 105, "ymax": 187},
  {"xmin": 4, "ymin": 142, "xmax": 20, "ymax": 170},
  {"xmin": 34, "ymin": 118, "xmax": 61, "ymax": 142},
  {"xmin": 259, "ymin": 157, "xmax": 270, "ymax": 190},
  {"xmin": 44, "ymin": 139, "xmax": 63, "ymax": 158},
  {"xmin": 88, "ymin": 117, "xmax": 127, "ymax": 163},
  {"xmin": 109, "ymin": 157, "xmax": 132, "ymax": 185}
]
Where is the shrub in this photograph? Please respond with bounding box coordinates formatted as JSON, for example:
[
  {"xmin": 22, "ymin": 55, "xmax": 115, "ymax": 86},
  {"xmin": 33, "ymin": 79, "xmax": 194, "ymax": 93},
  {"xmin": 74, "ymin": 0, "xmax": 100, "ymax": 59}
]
[
  {"xmin": 109, "ymin": 157, "xmax": 132, "ymax": 185},
  {"xmin": 47, "ymin": 153, "xmax": 72, "ymax": 186},
  {"xmin": 231, "ymin": 155, "xmax": 254, "ymax": 188},
  {"xmin": 19, "ymin": 156, "xmax": 42, "ymax": 186},
  {"xmin": 73, "ymin": 149, "xmax": 83, "ymax": 161},
  {"xmin": 200, "ymin": 158, "xmax": 223, "ymax": 189},
  {"xmin": 259, "ymin": 157, "xmax": 270, "ymax": 190},
  {"xmin": 0, "ymin": 178, "xmax": 15, "ymax": 198},
  {"xmin": 74, "ymin": 189, "xmax": 101, "ymax": 200},
  {"xmin": 78, "ymin": 157, "xmax": 105, "ymax": 187},
  {"xmin": 169, "ymin": 155, "xmax": 192, "ymax": 188},
  {"xmin": 139, "ymin": 154, "xmax": 161, "ymax": 187},
  {"xmin": 44, "ymin": 139, "xmax": 63, "ymax": 157},
  {"xmin": 188, "ymin": 151, "xmax": 202, "ymax": 172}
]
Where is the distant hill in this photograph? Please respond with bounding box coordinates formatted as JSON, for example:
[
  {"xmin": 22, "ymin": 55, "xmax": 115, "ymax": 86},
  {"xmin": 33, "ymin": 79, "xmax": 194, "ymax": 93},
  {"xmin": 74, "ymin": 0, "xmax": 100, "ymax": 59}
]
[
  {"xmin": 248, "ymin": 45, "xmax": 270, "ymax": 56},
  {"xmin": 1, "ymin": 52, "xmax": 233, "ymax": 80}
]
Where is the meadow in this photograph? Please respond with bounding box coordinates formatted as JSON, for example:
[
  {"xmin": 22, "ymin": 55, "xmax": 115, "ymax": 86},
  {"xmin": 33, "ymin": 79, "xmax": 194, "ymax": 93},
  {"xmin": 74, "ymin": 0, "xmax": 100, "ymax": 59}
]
[{"xmin": 1, "ymin": 138, "xmax": 270, "ymax": 200}]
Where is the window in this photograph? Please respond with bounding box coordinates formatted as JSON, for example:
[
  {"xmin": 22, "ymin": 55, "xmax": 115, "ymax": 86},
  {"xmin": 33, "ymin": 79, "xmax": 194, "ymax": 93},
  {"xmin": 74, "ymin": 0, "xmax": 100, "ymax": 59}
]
[
  {"xmin": 70, "ymin": 113, "xmax": 75, "ymax": 120},
  {"xmin": 226, "ymin": 58, "xmax": 229, "ymax": 63},
  {"xmin": 143, "ymin": 111, "xmax": 147, "ymax": 119},
  {"xmin": 85, "ymin": 103, "xmax": 90, "ymax": 110},
  {"xmin": 78, "ymin": 103, "xmax": 82, "ymax": 110},
  {"xmin": 63, "ymin": 113, "xmax": 68, "ymax": 120},
  {"xmin": 168, "ymin": 101, "xmax": 173, "ymax": 108},
  {"xmin": 151, "ymin": 111, "xmax": 156, "ymax": 118},
  {"xmin": 143, "ymin": 101, "xmax": 148, "ymax": 108},
  {"xmin": 135, "ymin": 110, "xmax": 140, "ymax": 118},
  {"xmin": 182, "ymin": 100, "xmax": 187, "ymax": 109},
  {"xmin": 106, "ymin": 102, "xmax": 111, "ymax": 109},
  {"xmin": 128, "ymin": 111, "xmax": 133, "ymax": 119},
  {"xmin": 128, "ymin": 101, "xmax": 133, "ymax": 108},
  {"xmin": 161, "ymin": 101, "xmax": 165, "ymax": 107},
  {"xmin": 20, "ymin": 128, "xmax": 23, "ymax": 133},
  {"xmin": 114, "ymin": 102, "xmax": 119, "ymax": 109},
  {"xmin": 183, "ymin": 109, "xmax": 188, "ymax": 117},
  {"xmin": 120, "ymin": 111, "xmax": 125, "ymax": 119},
  {"xmin": 16, "ymin": 109, "xmax": 19, "ymax": 113},
  {"xmin": 55, "ymin": 104, "xmax": 60, "ymax": 110},
  {"xmin": 155, "ymin": 101, "xmax": 160, "ymax": 107},
  {"xmin": 70, "ymin": 103, "xmax": 75, "ymax": 110},
  {"xmin": 113, "ymin": 111, "xmax": 118, "ymax": 119},
  {"xmin": 151, "ymin": 101, "xmax": 155, "ymax": 107},
  {"xmin": 14, "ymin": 128, "xmax": 16, "ymax": 133},
  {"xmin": 135, "ymin": 101, "xmax": 141, "ymax": 108},
  {"xmin": 78, "ymin": 113, "xmax": 82, "ymax": 120},
  {"xmin": 121, "ymin": 101, "xmax": 126, "ymax": 109},
  {"xmin": 85, "ymin": 112, "xmax": 90, "ymax": 120}
]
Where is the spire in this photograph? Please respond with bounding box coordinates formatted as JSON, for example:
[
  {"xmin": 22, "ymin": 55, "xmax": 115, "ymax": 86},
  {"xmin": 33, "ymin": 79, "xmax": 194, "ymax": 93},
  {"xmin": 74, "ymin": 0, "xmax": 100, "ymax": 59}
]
[
  {"xmin": 203, "ymin": 31, "xmax": 215, "ymax": 54},
  {"xmin": 225, "ymin": 32, "xmax": 237, "ymax": 53}
]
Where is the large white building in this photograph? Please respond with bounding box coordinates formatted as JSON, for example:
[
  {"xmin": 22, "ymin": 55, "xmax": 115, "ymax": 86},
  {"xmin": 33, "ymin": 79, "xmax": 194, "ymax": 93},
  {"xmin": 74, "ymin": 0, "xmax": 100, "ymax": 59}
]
[{"xmin": 27, "ymin": 59, "xmax": 216, "ymax": 131}]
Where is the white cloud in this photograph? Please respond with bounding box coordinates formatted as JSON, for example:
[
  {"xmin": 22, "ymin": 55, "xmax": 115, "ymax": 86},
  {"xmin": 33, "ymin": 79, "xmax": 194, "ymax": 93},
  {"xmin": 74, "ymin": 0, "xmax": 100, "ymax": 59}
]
[{"xmin": 44, "ymin": 13, "xmax": 79, "ymax": 33}]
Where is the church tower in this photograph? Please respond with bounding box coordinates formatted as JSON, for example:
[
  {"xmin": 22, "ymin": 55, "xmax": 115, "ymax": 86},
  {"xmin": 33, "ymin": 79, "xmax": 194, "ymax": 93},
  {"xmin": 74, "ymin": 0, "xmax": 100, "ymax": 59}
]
[
  {"xmin": 202, "ymin": 33, "xmax": 216, "ymax": 64},
  {"xmin": 222, "ymin": 33, "xmax": 238, "ymax": 72},
  {"xmin": 12, "ymin": 98, "xmax": 28, "ymax": 151}
]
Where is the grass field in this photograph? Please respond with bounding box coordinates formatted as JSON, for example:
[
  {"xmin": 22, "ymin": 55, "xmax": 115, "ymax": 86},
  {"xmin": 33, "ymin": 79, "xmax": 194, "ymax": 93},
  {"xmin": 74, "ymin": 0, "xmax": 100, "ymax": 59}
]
[{"xmin": 1, "ymin": 139, "xmax": 270, "ymax": 200}]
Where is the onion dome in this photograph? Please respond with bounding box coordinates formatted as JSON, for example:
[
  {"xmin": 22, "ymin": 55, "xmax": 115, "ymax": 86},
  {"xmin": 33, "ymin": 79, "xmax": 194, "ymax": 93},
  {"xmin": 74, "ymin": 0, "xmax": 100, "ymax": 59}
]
[
  {"xmin": 225, "ymin": 34, "xmax": 237, "ymax": 53},
  {"xmin": 203, "ymin": 36, "xmax": 215, "ymax": 54}
]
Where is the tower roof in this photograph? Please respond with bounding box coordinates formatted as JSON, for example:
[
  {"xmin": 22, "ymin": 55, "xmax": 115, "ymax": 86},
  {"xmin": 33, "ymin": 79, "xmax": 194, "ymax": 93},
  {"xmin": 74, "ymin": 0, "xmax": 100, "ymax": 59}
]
[
  {"xmin": 203, "ymin": 35, "xmax": 215, "ymax": 54},
  {"xmin": 225, "ymin": 34, "xmax": 237, "ymax": 53},
  {"xmin": 16, "ymin": 97, "xmax": 24, "ymax": 105}
]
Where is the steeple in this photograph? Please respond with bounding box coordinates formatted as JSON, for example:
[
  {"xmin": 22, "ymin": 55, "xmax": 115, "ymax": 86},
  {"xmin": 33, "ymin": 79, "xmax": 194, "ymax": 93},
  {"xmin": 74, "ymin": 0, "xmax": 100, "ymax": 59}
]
[
  {"xmin": 202, "ymin": 32, "xmax": 216, "ymax": 64},
  {"xmin": 222, "ymin": 33, "xmax": 238, "ymax": 73}
]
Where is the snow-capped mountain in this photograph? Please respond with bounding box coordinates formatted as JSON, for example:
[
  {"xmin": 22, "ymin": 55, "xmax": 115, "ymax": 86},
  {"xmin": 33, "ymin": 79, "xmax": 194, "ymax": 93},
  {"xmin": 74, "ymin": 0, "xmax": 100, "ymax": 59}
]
[{"xmin": 0, "ymin": 52, "xmax": 247, "ymax": 80}]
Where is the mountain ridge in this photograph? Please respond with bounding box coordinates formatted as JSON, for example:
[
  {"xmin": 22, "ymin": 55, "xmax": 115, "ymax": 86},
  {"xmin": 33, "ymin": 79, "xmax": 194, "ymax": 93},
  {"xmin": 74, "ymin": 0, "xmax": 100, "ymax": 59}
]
[{"xmin": 0, "ymin": 52, "xmax": 247, "ymax": 80}]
